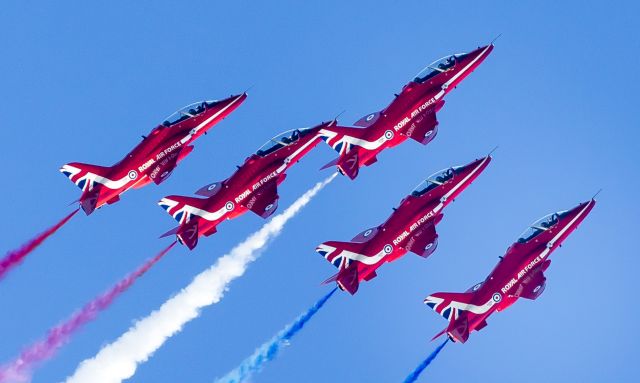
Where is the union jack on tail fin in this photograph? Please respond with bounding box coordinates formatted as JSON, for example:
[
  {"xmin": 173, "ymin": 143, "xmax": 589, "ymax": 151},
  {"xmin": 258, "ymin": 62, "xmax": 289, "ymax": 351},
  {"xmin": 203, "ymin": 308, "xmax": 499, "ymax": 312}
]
[
  {"xmin": 425, "ymin": 291, "xmax": 496, "ymax": 343},
  {"xmin": 60, "ymin": 162, "xmax": 113, "ymax": 192}
]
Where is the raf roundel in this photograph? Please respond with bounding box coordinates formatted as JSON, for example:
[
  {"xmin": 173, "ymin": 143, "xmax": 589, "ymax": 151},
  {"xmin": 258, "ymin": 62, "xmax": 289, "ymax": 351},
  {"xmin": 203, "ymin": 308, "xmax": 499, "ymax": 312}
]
[
  {"xmin": 128, "ymin": 170, "xmax": 138, "ymax": 180},
  {"xmin": 265, "ymin": 203, "xmax": 274, "ymax": 211},
  {"xmin": 492, "ymin": 293, "xmax": 502, "ymax": 303},
  {"xmin": 383, "ymin": 244, "xmax": 393, "ymax": 254},
  {"xmin": 363, "ymin": 229, "xmax": 373, "ymax": 237},
  {"xmin": 384, "ymin": 130, "xmax": 394, "ymax": 140},
  {"xmin": 225, "ymin": 201, "xmax": 235, "ymax": 211},
  {"xmin": 207, "ymin": 183, "xmax": 217, "ymax": 191},
  {"xmin": 366, "ymin": 114, "xmax": 375, "ymax": 121}
]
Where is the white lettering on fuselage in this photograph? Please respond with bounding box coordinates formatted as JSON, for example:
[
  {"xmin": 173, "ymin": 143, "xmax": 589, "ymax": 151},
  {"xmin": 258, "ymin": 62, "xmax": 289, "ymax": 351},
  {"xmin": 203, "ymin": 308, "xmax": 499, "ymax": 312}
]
[
  {"xmin": 138, "ymin": 158, "xmax": 156, "ymax": 172},
  {"xmin": 252, "ymin": 171, "xmax": 278, "ymax": 191},
  {"xmin": 235, "ymin": 189, "xmax": 251, "ymax": 203},
  {"xmin": 156, "ymin": 141, "xmax": 182, "ymax": 161},
  {"xmin": 500, "ymin": 255, "xmax": 543, "ymax": 294},
  {"xmin": 393, "ymin": 231, "xmax": 409, "ymax": 246},
  {"xmin": 233, "ymin": 170, "xmax": 279, "ymax": 204},
  {"xmin": 393, "ymin": 210, "xmax": 437, "ymax": 246},
  {"xmin": 393, "ymin": 97, "xmax": 438, "ymax": 132},
  {"xmin": 139, "ymin": 140, "xmax": 184, "ymax": 176}
]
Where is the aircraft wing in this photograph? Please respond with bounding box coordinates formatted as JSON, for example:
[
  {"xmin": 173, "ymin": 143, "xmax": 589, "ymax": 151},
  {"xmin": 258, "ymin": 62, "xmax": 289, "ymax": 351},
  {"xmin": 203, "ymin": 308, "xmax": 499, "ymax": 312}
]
[
  {"xmin": 403, "ymin": 221, "xmax": 439, "ymax": 258},
  {"xmin": 149, "ymin": 146, "xmax": 191, "ymax": 185},
  {"xmin": 515, "ymin": 264, "xmax": 548, "ymax": 300},
  {"xmin": 402, "ymin": 100, "xmax": 443, "ymax": 145},
  {"xmin": 241, "ymin": 178, "xmax": 279, "ymax": 219}
]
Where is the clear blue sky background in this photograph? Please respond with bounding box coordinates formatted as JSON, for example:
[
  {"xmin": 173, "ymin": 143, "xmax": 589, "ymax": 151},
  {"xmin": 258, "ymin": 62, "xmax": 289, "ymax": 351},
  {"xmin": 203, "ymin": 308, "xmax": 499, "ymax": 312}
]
[{"xmin": 1, "ymin": 1, "xmax": 638, "ymax": 382}]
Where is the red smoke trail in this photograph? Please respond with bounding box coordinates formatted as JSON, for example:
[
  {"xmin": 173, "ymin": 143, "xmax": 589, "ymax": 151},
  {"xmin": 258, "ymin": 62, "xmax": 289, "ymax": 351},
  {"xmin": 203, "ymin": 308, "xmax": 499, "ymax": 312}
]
[
  {"xmin": 0, "ymin": 242, "xmax": 176, "ymax": 383},
  {"xmin": 0, "ymin": 209, "xmax": 79, "ymax": 281}
]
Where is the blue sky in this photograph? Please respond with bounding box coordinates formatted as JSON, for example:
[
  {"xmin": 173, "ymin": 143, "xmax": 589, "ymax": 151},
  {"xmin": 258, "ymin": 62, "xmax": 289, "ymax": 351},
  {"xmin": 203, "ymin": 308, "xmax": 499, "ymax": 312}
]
[{"xmin": 1, "ymin": 1, "xmax": 638, "ymax": 382}]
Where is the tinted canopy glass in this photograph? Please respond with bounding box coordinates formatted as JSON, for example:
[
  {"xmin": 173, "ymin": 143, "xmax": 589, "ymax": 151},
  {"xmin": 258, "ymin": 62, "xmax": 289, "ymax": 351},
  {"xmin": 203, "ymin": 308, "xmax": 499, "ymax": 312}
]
[
  {"xmin": 256, "ymin": 128, "xmax": 315, "ymax": 157},
  {"xmin": 517, "ymin": 210, "xmax": 570, "ymax": 243},
  {"xmin": 162, "ymin": 100, "xmax": 218, "ymax": 127},
  {"xmin": 413, "ymin": 53, "xmax": 469, "ymax": 83}
]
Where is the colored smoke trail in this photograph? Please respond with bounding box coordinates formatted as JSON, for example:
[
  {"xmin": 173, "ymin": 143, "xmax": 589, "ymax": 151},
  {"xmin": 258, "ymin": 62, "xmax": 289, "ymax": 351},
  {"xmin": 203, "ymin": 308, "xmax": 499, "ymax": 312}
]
[
  {"xmin": 0, "ymin": 242, "xmax": 176, "ymax": 383},
  {"xmin": 0, "ymin": 209, "xmax": 78, "ymax": 281},
  {"xmin": 402, "ymin": 339, "xmax": 449, "ymax": 383},
  {"xmin": 65, "ymin": 174, "xmax": 336, "ymax": 383},
  {"xmin": 216, "ymin": 288, "xmax": 338, "ymax": 383}
]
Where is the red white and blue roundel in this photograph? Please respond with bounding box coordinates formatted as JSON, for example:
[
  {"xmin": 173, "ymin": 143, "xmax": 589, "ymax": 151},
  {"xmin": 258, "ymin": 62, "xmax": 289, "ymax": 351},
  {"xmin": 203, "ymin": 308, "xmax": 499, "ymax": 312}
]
[{"xmin": 158, "ymin": 198, "xmax": 191, "ymax": 224}]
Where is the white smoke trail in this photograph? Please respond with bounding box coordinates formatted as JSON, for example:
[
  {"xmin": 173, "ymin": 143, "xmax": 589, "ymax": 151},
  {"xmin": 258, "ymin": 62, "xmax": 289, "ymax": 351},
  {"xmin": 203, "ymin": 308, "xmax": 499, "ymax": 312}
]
[{"xmin": 65, "ymin": 174, "xmax": 336, "ymax": 383}]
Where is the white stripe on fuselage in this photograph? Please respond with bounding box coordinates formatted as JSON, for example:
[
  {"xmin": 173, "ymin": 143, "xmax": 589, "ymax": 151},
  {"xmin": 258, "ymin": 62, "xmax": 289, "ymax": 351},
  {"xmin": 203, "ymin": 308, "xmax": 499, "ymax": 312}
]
[
  {"xmin": 275, "ymin": 135, "xmax": 322, "ymax": 173},
  {"xmin": 61, "ymin": 164, "xmax": 132, "ymax": 191},
  {"xmin": 318, "ymin": 129, "xmax": 389, "ymax": 151},
  {"xmin": 317, "ymin": 243, "xmax": 387, "ymax": 266},
  {"xmin": 442, "ymin": 44, "xmax": 492, "ymax": 90},
  {"xmin": 159, "ymin": 197, "xmax": 230, "ymax": 223},
  {"xmin": 538, "ymin": 201, "xmax": 593, "ymax": 260},
  {"xmin": 433, "ymin": 200, "xmax": 594, "ymax": 316},
  {"xmin": 425, "ymin": 295, "xmax": 496, "ymax": 315},
  {"xmin": 179, "ymin": 95, "xmax": 244, "ymax": 145},
  {"xmin": 430, "ymin": 156, "xmax": 490, "ymax": 215}
]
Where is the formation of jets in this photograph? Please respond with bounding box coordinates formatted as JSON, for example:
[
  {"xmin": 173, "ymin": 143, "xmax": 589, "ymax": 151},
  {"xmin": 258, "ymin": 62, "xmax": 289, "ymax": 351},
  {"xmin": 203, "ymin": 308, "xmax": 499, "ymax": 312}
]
[{"xmin": 59, "ymin": 40, "xmax": 596, "ymax": 345}]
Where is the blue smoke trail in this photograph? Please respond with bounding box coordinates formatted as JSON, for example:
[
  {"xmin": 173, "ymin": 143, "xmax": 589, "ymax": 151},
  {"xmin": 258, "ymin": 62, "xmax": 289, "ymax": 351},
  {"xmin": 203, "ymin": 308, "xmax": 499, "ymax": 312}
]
[
  {"xmin": 216, "ymin": 288, "xmax": 338, "ymax": 383},
  {"xmin": 402, "ymin": 338, "xmax": 449, "ymax": 383}
]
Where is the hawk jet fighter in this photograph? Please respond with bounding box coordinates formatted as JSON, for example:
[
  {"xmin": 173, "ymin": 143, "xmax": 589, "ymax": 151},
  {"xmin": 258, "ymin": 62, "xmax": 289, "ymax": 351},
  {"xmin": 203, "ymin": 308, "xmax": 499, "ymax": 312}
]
[
  {"xmin": 318, "ymin": 43, "xmax": 493, "ymax": 179},
  {"xmin": 159, "ymin": 121, "xmax": 333, "ymax": 250},
  {"xmin": 60, "ymin": 93, "xmax": 247, "ymax": 215},
  {"xmin": 315, "ymin": 154, "xmax": 492, "ymax": 294},
  {"xmin": 424, "ymin": 199, "xmax": 596, "ymax": 343}
]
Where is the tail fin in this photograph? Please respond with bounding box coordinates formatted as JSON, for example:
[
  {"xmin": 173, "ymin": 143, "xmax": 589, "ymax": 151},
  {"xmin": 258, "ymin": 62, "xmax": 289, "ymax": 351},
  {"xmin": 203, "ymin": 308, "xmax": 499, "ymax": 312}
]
[
  {"xmin": 318, "ymin": 126, "xmax": 371, "ymax": 179},
  {"xmin": 60, "ymin": 162, "xmax": 112, "ymax": 192},
  {"xmin": 424, "ymin": 292, "xmax": 477, "ymax": 343},
  {"xmin": 316, "ymin": 240, "xmax": 373, "ymax": 295},
  {"xmin": 316, "ymin": 240, "xmax": 368, "ymax": 269},
  {"xmin": 317, "ymin": 125, "xmax": 368, "ymax": 154},
  {"xmin": 158, "ymin": 195, "xmax": 210, "ymax": 224}
]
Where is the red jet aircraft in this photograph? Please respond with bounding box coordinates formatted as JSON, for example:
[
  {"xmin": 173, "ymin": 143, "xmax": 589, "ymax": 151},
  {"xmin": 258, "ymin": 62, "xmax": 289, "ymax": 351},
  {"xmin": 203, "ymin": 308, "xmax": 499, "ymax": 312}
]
[
  {"xmin": 318, "ymin": 43, "xmax": 494, "ymax": 179},
  {"xmin": 424, "ymin": 199, "xmax": 596, "ymax": 343},
  {"xmin": 315, "ymin": 154, "xmax": 492, "ymax": 294},
  {"xmin": 158, "ymin": 121, "xmax": 334, "ymax": 250},
  {"xmin": 60, "ymin": 94, "xmax": 247, "ymax": 215}
]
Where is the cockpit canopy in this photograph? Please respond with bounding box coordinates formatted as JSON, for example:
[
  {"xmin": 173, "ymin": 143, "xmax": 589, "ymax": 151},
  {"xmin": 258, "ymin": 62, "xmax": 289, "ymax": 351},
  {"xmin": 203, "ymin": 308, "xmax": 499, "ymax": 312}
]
[
  {"xmin": 517, "ymin": 210, "xmax": 570, "ymax": 243},
  {"xmin": 256, "ymin": 128, "xmax": 314, "ymax": 157},
  {"xmin": 162, "ymin": 100, "xmax": 220, "ymax": 127},
  {"xmin": 411, "ymin": 165, "xmax": 464, "ymax": 197},
  {"xmin": 413, "ymin": 53, "xmax": 469, "ymax": 84}
]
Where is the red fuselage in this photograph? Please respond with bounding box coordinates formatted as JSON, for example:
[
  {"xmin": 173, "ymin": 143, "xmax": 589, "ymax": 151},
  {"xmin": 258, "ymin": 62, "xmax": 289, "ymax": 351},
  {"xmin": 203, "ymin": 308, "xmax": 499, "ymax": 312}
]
[
  {"xmin": 318, "ymin": 44, "xmax": 494, "ymax": 178},
  {"xmin": 61, "ymin": 94, "xmax": 247, "ymax": 214},
  {"xmin": 159, "ymin": 122, "xmax": 332, "ymax": 249},
  {"xmin": 317, "ymin": 155, "xmax": 491, "ymax": 294},
  {"xmin": 425, "ymin": 200, "xmax": 596, "ymax": 343}
]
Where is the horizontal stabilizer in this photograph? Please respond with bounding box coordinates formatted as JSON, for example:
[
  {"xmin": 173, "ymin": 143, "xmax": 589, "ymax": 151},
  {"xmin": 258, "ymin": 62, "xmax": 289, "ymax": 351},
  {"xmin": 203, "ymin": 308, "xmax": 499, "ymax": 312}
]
[
  {"xmin": 320, "ymin": 158, "xmax": 339, "ymax": 171},
  {"xmin": 160, "ymin": 226, "xmax": 180, "ymax": 239},
  {"xmin": 353, "ymin": 111, "xmax": 381, "ymax": 127},
  {"xmin": 195, "ymin": 181, "xmax": 223, "ymax": 197}
]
